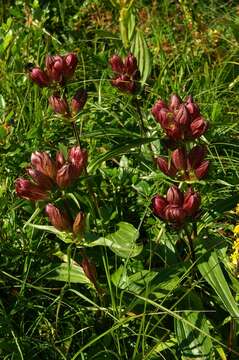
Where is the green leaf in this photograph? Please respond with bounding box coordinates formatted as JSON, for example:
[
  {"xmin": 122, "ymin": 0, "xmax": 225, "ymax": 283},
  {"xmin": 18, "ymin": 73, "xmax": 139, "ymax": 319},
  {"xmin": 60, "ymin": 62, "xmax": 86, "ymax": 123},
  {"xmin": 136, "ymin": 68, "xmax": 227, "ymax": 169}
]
[
  {"xmin": 131, "ymin": 29, "xmax": 152, "ymax": 85},
  {"xmin": 88, "ymin": 137, "xmax": 156, "ymax": 172},
  {"xmin": 47, "ymin": 263, "xmax": 91, "ymax": 284},
  {"xmin": 175, "ymin": 292, "xmax": 214, "ymax": 359},
  {"xmin": 86, "ymin": 222, "xmax": 142, "ymax": 258},
  {"xmin": 28, "ymin": 224, "xmax": 74, "ymax": 243},
  {"xmin": 196, "ymin": 239, "xmax": 239, "ymax": 321}
]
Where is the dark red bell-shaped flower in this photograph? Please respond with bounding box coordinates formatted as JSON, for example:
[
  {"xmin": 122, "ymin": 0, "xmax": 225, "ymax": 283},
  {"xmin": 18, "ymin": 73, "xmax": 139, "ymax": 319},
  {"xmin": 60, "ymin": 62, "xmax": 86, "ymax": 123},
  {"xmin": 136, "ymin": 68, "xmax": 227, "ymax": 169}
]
[
  {"xmin": 49, "ymin": 94, "xmax": 70, "ymax": 116},
  {"xmin": 124, "ymin": 53, "xmax": 138, "ymax": 76},
  {"xmin": 26, "ymin": 168, "xmax": 53, "ymax": 190},
  {"xmin": 109, "ymin": 54, "xmax": 124, "ymax": 74},
  {"xmin": 190, "ymin": 117, "xmax": 208, "ymax": 138},
  {"xmin": 31, "ymin": 151, "xmax": 56, "ymax": 180},
  {"xmin": 171, "ymin": 147, "xmax": 187, "ymax": 171},
  {"xmin": 45, "ymin": 203, "xmax": 72, "ymax": 231},
  {"xmin": 71, "ymin": 89, "xmax": 87, "ymax": 115},
  {"xmin": 183, "ymin": 188, "xmax": 201, "ymax": 216},
  {"xmin": 185, "ymin": 95, "xmax": 200, "ymax": 119},
  {"xmin": 46, "ymin": 55, "xmax": 65, "ymax": 82},
  {"xmin": 63, "ymin": 53, "xmax": 78, "ymax": 79},
  {"xmin": 56, "ymin": 163, "xmax": 75, "ymax": 188},
  {"xmin": 152, "ymin": 195, "xmax": 168, "ymax": 219},
  {"xmin": 169, "ymin": 94, "xmax": 181, "ymax": 111},
  {"xmin": 15, "ymin": 178, "xmax": 49, "ymax": 201},
  {"xmin": 73, "ymin": 211, "xmax": 86, "ymax": 237},
  {"xmin": 29, "ymin": 67, "xmax": 50, "ymax": 87},
  {"xmin": 156, "ymin": 157, "xmax": 177, "ymax": 177}
]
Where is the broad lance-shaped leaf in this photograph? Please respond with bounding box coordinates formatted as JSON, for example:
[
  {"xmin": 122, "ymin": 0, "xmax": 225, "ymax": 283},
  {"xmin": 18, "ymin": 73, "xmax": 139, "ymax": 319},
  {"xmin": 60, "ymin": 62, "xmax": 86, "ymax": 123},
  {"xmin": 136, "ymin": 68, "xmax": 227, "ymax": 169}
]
[
  {"xmin": 86, "ymin": 222, "xmax": 142, "ymax": 258},
  {"xmin": 196, "ymin": 240, "xmax": 239, "ymax": 321},
  {"xmin": 131, "ymin": 29, "xmax": 152, "ymax": 85},
  {"xmin": 47, "ymin": 263, "xmax": 92, "ymax": 284},
  {"xmin": 175, "ymin": 292, "xmax": 214, "ymax": 359}
]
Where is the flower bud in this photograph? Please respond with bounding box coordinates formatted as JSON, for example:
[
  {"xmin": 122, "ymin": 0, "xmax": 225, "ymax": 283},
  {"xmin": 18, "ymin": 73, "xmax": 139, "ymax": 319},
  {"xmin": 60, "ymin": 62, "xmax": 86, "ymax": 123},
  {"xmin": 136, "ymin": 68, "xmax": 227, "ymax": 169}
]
[
  {"xmin": 156, "ymin": 157, "xmax": 177, "ymax": 177},
  {"xmin": 166, "ymin": 185, "xmax": 184, "ymax": 206},
  {"xmin": 15, "ymin": 178, "xmax": 49, "ymax": 201},
  {"xmin": 190, "ymin": 117, "xmax": 208, "ymax": 138},
  {"xmin": 185, "ymin": 95, "xmax": 200, "ymax": 119},
  {"xmin": 124, "ymin": 53, "xmax": 138, "ymax": 76},
  {"xmin": 169, "ymin": 94, "xmax": 181, "ymax": 111},
  {"xmin": 188, "ymin": 145, "xmax": 207, "ymax": 169},
  {"xmin": 73, "ymin": 212, "xmax": 85, "ymax": 236},
  {"xmin": 109, "ymin": 54, "xmax": 124, "ymax": 73},
  {"xmin": 56, "ymin": 163, "xmax": 75, "ymax": 188},
  {"xmin": 164, "ymin": 205, "xmax": 187, "ymax": 223},
  {"xmin": 29, "ymin": 67, "xmax": 50, "ymax": 87},
  {"xmin": 71, "ymin": 89, "xmax": 87, "ymax": 114},
  {"xmin": 183, "ymin": 188, "xmax": 201, "ymax": 216},
  {"xmin": 45, "ymin": 55, "xmax": 64, "ymax": 82},
  {"xmin": 45, "ymin": 203, "xmax": 72, "ymax": 231},
  {"xmin": 81, "ymin": 256, "xmax": 97, "ymax": 285},
  {"xmin": 63, "ymin": 53, "xmax": 78, "ymax": 79},
  {"xmin": 175, "ymin": 104, "xmax": 190, "ymax": 125},
  {"xmin": 171, "ymin": 148, "xmax": 187, "ymax": 171},
  {"xmin": 27, "ymin": 168, "xmax": 53, "ymax": 190},
  {"xmin": 151, "ymin": 100, "xmax": 167, "ymax": 122},
  {"xmin": 49, "ymin": 94, "xmax": 70, "ymax": 116},
  {"xmin": 152, "ymin": 195, "xmax": 168, "ymax": 219},
  {"xmin": 68, "ymin": 147, "xmax": 87, "ymax": 176},
  {"xmin": 194, "ymin": 160, "xmax": 209, "ymax": 179},
  {"xmin": 31, "ymin": 151, "xmax": 56, "ymax": 180}
]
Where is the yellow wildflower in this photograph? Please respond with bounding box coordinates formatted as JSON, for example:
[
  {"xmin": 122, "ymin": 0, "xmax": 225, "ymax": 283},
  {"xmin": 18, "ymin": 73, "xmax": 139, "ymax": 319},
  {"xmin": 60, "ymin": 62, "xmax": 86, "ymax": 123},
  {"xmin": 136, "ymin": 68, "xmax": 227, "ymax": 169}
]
[{"xmin": 234, "ymin": 225, "xmax": 239, "ymax": 235}]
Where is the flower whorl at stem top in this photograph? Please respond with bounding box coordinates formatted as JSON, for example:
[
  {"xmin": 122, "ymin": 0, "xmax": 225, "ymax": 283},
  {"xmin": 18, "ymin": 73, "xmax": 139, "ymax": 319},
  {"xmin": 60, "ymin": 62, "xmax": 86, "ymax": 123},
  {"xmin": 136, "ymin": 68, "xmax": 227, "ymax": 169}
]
[
  {"xmin": 152, "ymin": 185, "xmax": 201, "ymax": 225},
  {"xmin": 16, "ymin": 147, "xmax": 87, "ymax": 201},
  {"xmin": 156, "ymin": 145, "xmax": 209, "ymax": 180},
  {"xmin": 152, "ymin": 94, "xmax": 208, "ymax": 140},
  {"xmin": 109, "ymin": 53, "xmax": 140, "ymax": 94},
  {"xmin": 28, "ymin": 53, "xmax": 78, "ymax": 87},
  {"xmin": 49, "ymin": 89, "xmax": 87, "ymax": 117}
]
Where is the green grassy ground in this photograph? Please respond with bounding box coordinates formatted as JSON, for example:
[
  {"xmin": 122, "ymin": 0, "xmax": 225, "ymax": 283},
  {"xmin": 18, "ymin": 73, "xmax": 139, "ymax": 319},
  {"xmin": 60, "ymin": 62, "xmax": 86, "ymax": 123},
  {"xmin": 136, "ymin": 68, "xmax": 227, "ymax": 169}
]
[{"xmin": 0, "ymin": 1, "xmax": 239, "ymax": 359}]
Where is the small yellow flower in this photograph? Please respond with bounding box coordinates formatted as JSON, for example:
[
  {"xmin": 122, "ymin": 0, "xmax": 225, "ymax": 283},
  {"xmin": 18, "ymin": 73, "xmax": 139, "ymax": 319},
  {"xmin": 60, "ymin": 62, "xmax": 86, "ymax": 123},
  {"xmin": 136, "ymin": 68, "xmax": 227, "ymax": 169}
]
[{"xmin": 234, "ymin": 225, "xmax": 239, "ymax": 235}]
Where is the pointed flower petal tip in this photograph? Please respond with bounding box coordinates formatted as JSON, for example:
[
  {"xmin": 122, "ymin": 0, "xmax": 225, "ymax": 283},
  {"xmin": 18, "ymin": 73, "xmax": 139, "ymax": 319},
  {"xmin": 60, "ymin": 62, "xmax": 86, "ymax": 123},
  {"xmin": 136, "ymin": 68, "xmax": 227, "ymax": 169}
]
[
  {"xmin": 71, "ymin": 89, "xmax": 87, "ymax": 114},
  {"xmin": 175, "ymin": 104, "xmax": 190, "ymax": 126},
  {"xmin": 169, "ymin": 94, "xmax": 182, "ymax": 111},
  {"xmin": 15, "ymin": 178, "xmax": 49, "ymax": 201},
  {"xmin": 45, "ymin": 203, "xmax": 72, "ymax": 232},
  {"xmin": 29, "ymin": 67, "xmax": 50, "ymax": 87},
  {"xmin": 49, "ymin": 94, "xmax": 70, "ymax": 116},
  {"xmin": 166, "ymin": 185, "xmax": 184, "ymax": 206}
]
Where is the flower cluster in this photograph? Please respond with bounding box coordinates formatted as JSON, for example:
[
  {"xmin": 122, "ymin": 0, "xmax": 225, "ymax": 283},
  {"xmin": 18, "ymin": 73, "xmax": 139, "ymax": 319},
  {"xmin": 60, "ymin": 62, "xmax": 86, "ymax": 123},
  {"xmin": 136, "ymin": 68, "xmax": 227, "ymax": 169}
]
[
  {"xmin": 109, "ymin": 53, "xmax": 140, "ymax": 94},
  {"xmin": 152, "ymin": 186, "xmax": 200, "ymax": 225},
  {"xmin": 152, "ymin": 94, "xmax": 208, "ymax": 140},
  {"xmin": 152, "ymin": 94, "xmax": 209, "ymax": 225},
  {"xmin": 28, "ymin": 53, "xmax": 87, "ymax": 118},
  {"xmin": 16, "ymin": 146, "xmax": 87, "ymax": 201},
  {"xmin": 156, "ymin": 145, "xmax": 209, "ymax": 180},
  {"xmin": 29, "ymin": 53, "xmax": 78, "ymax": 87}
]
